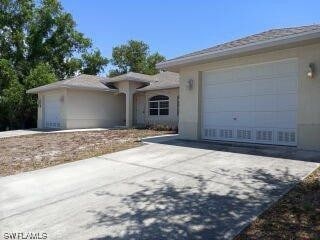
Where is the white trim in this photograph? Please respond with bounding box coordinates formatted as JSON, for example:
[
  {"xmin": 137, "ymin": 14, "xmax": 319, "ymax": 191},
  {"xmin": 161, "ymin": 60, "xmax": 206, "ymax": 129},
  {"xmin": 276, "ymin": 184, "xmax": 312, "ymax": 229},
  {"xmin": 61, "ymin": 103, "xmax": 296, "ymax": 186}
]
[
  {"xmin": 157, "ymin": 29, "xmax": 320, "ymax": 69},
  {"xmin": 27, "ymin": 86, "xmax": 118, "ymax": 94}
]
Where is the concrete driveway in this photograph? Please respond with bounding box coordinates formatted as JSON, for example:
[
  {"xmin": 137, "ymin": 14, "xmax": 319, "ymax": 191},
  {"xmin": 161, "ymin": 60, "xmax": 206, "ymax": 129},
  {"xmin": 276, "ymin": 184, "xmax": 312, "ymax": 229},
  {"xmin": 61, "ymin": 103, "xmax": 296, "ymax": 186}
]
[{"xmin": 0, "ymin": 139, "xmax": 319, "ymax": 240}]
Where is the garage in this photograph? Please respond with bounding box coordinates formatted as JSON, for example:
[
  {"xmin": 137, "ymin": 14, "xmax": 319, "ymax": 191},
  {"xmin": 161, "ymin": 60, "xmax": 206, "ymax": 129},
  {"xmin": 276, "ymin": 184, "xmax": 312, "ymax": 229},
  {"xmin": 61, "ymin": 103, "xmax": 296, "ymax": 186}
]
[
  {"xmin": 44, "ymin": 93, "xmax": 61, "ymax": 129},
  {"xmin": 202, "ymin": 59, "xmax": 298, "ymax": 146}
]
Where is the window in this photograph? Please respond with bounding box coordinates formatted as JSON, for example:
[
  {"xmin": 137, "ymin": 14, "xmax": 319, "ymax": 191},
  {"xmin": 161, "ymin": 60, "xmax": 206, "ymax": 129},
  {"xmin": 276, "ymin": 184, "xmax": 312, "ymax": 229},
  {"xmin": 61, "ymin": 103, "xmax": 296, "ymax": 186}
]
[{"xmin": 149, "ymin": 95, "xmax": 169, "ymax": 116}]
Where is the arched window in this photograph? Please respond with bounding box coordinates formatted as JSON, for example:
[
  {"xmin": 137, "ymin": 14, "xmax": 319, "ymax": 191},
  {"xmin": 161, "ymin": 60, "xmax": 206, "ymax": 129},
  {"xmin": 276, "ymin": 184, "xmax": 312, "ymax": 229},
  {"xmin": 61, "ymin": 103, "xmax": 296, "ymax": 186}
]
[{"xmin": 149, "ymin": 95, "xmax": 169, "ymax": 116}]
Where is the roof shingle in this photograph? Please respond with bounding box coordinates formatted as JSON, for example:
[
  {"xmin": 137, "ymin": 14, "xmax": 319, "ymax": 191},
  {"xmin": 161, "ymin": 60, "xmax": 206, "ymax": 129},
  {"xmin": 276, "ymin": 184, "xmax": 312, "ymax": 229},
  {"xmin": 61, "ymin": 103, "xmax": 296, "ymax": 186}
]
[
  {"xmin": 138, "ymin": 72, "xmax": 179, "ymax": 91},
  {"xmin": 27, "ymin": 72, "xmax": 179, "ymax": 94},
  {"xmin": 168, "ymin": 24, "xmax": 320, "ymax": 61},
  {"xmin": 27, "ymin": 74, "xmax": 114, "ymax": 93}
]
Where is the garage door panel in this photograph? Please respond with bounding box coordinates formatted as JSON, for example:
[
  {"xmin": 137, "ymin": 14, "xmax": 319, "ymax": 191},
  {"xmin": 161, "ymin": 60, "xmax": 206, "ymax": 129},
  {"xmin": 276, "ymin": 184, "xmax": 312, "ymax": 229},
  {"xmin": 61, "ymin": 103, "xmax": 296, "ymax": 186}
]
[
  {"xmin": 232, "ymin": 112, "xmax": 255, "ymax": 127},
  {"xmin": 44, "ymin": 94, "xmax": 61, "ymax": 129},
  {"xmin": 204, "ymin": 112, "xmax": 255, "ymax": 128},
  {"xmin": 204, "ymin": 81, "xmax": 253, "ymax": 99},
  {"xmin": 202, "ymin": 59, "xmax": 298, "ymax": 146},
  {"xmin": 236, "ymin": 67, "xmax": 256, "ymax": 81},
  {"xmin": 203, "ymin": 85, "xmax": 223, "ymax": 98},
  {"xmin": 254, "ymin": 95, "xmax": 277, "ymax": 112},
  {"xmin": 276, "ymin": 111, "xmax": 297, "ymax": 128},
  {"xmin": 275, "ymin": 60, "xmax": 298, "ymax": 75},
  {"xmin": 253, "ymin": 79, "xmax": 276, "ymax": 95},
  {"xmin": 203, "ymin": 112, "xmax": 234, "ymax": 127},
  {"xmin": 276, "ymin": 77, "xmax": 298, "ymax": 94},
  {"xmin": 203, "ymin": 71, "xmax": 234, "ymax": 85},
  {"xmin": 204, "ymin": 97, "xmax": 254, "ymax": 112},
  {"xmin": 277, "ymin": 94, "xmax": 297, "ymax": 111},
  {"xmin": 254, "ymin": 112, "xmax": 276, "ymax": 128},
  {"xmin": 275, "ymin": 129, "xmax": 297, "ymax": 145}
]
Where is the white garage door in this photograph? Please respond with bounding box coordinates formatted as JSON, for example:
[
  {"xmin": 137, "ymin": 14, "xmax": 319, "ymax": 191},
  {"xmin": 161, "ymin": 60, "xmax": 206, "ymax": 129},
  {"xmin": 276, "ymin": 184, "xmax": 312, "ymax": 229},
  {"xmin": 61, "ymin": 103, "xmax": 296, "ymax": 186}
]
[
  {"xmin": 44, "ymin": 94, "xmax": 61, "ymax": 129},
  {"xmin": 202, "ymin": 59, "xmax": 298, "ymax": 146}
]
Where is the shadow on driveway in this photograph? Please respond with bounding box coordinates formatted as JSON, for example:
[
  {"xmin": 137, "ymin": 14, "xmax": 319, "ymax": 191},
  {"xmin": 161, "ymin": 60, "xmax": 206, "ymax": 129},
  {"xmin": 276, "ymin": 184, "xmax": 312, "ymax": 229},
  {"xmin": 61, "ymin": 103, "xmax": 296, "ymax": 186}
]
[
  {"xmin": 85, "ymin": 167, "xmax": 302, "ymax": 239},
  {"xmin": 143, "ymin": 136, "xmax": 320, "ymax": 163}
]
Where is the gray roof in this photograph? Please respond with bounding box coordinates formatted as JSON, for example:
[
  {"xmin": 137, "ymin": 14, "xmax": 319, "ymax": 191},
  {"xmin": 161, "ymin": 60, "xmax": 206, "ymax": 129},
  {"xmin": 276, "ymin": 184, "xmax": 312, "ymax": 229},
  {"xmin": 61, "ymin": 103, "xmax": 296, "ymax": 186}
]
[
  {"xmin": 27, "ymin": 74, "xmax": 115, "ymax": 93},
  {"xmin": 27, "ymin": 72, "xmax": 179, "ymax": 94},
  {"xmin": 138, "ymin": 72, "xmax": 179, "ymax": 91},
  {"xmin": 107, "ymin": 72, "xmax": 154, "ymax": 83},
  {"xmin": 166, "ymin": 24, "xmax": 320, "ymax": 61}
]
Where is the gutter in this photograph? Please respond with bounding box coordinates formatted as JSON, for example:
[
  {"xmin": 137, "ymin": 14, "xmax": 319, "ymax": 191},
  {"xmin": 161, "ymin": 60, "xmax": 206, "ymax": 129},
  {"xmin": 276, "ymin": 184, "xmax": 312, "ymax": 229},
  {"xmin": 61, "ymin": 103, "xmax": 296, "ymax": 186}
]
[{"xmin": 156, "ymin": 29, "xmax": 320, "ymax": 70}]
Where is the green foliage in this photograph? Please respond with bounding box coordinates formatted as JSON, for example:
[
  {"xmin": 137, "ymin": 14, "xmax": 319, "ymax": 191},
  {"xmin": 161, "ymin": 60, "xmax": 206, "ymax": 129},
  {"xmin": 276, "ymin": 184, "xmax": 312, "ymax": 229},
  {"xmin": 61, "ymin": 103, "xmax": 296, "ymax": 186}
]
[
  {"xmin": 0, "ymin": 59, "xmax": 17, "ymax": 91},
  {"xmin": 0, "ymin": 80, "xmax": 24, "ymax": 129},
  {"xmin": 0, "ymin": 0, "xmax": 108, "ymax": 130},
  {"xmin": 0, "ymin": 59, "xmax": 20, "ymax": 129},
  {"xmin": 81, "ymin": 50, "xmax": 109, "ymax": 75},
  {"xmin": 24, "ymin": 63, "xmax": 56, "ymax": 90},
  {"xmin": 109, "ymin": 40, "xmax": 165, "ymax": 77},
  {"xmin": 145, "ymin": 52, "xmax": 166, "ymax": 75},
  {"xmin": 23, "ymin": 63, "xmax": 57, "ymax": 127}
]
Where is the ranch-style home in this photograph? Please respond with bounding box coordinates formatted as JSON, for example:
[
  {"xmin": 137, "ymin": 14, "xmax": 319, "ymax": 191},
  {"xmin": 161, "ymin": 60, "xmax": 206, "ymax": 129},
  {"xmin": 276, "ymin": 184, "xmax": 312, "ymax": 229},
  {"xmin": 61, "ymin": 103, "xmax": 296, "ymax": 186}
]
[
  {"xmin": 156, "ymin": 24, "xmax": 320, "ymax": 150},
  {"xmin": 27, "ymin": 71, "xmax": 179, "ymax": 129},
  {"xmin": 28, "ymin": 24, "xmax": 320, "ymax": 150}
]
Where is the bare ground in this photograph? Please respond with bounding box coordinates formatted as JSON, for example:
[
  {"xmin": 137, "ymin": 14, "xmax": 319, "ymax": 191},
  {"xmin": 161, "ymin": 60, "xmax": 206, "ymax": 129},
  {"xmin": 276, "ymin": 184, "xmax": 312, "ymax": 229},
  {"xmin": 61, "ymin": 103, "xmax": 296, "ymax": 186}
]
[
  {"xmin": 236, "ymin": 166, "xmax": 320, "ymax": 240},
  {"xmin": 0, "ymin": 129, "xmax": 173, "ymax": 176}
]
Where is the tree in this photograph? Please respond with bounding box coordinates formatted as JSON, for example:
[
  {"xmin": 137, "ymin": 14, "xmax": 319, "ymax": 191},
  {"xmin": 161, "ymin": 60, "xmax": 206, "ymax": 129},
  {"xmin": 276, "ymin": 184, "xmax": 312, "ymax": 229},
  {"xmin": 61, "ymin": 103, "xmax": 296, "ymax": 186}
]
[
  {"xmin": 0, "ymin": 59, "xmax": 20, "ymax": 129},
  {"xmin": 81, "ymin": 50, "xmax": 109, "ymax": 75},
  {"xmin": 109, "ymin": 40, "xmax": 165, "ymax": 77},
  {"xmin": 0, "ymin": 0, "xmax": 108, "ymax": 129},
  {"xmin": 1, "ymin": 80, "xmax": 24, "ymax": 129},
  {"xmin": 23, "ymin": 63, "xmax": 57, "ymax": 127},
  {"xmin": 144, "ymin": 52, "xmax": 166, "ymax": 75},
  {"xmin": 0, "ymin": 59, "xmax": 17, "ymax": 91}
]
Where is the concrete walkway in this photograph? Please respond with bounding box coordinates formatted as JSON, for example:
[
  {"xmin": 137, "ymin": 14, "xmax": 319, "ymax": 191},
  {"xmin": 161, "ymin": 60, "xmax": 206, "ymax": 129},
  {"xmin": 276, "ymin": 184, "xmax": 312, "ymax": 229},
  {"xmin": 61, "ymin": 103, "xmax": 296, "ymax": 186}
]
[
  {"xmin": 0, "ymin": 139, "xmax": 319, "ymax": 239},
  {"xmin": 0, "ymin": 128, "xmax": 110, "ymax": 138}
]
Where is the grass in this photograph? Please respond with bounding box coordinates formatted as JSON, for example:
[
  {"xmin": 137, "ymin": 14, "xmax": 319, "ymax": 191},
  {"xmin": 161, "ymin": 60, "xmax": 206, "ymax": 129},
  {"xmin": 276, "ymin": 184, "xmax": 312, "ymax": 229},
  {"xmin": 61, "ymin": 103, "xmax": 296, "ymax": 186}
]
[
  {"xmin": 0, "ymin": 129, "xmax": 174, "ymax": 176},
  {"xmin": 236, "ymin": 166, "xmax": 320, "ymax": 240}
]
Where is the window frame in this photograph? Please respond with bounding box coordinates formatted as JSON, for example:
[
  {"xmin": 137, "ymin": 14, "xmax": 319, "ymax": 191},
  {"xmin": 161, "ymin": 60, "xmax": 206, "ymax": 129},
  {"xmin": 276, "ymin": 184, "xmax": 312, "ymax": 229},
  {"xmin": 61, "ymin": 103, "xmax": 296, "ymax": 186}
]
[{"xmin": 149, "ymin": 95, "xmax": 169, "ymax": 116}]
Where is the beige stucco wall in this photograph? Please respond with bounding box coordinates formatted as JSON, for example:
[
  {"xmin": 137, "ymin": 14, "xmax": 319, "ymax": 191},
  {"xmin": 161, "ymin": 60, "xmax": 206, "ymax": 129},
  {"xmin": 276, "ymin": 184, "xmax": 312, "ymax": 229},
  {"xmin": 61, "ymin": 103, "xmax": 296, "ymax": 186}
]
[
  {"xmin": 37, "ymin": 89, "xmax": 67, "ymax": 129},
  {"xmin": 178, "ymin": 42, "xmax": 320, "ymax": 150},
  {"xmin": 134, "ymin": 88, "xmax": 179, "ymax": 128},
  {"xmin": 64, "ymin": 89, "xmax": 125, "ymax": 129},
  {"xmin": 114, "ymin": 81, "xmax": 145, "ymax": 127}
]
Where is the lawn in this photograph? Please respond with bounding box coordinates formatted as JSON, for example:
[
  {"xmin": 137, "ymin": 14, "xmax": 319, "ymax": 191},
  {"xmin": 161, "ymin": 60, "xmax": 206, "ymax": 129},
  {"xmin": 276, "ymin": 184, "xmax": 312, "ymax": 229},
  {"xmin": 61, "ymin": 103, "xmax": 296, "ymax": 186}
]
[
  {"xmin": 236, "ymin": 166, "xmax": 320, "ymax": 240},
  {"xmin": 0, "ymin": 129, "xmax": 173, "ymax": 176}
]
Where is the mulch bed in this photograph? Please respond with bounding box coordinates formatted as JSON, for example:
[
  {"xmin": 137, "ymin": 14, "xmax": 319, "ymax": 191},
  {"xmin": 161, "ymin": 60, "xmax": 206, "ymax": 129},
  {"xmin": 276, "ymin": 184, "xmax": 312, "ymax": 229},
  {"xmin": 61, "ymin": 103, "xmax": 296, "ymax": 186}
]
[{"xmin": 235, "ymin": 166, "xmax": 320, "ymax": 240}]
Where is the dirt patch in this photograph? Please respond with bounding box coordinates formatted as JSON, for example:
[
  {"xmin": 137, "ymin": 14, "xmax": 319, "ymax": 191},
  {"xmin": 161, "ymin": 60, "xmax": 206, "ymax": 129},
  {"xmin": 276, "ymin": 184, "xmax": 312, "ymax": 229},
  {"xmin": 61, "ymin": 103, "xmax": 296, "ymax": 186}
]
[
  {"xmin": 235, "ymin": 166, "xmax": 320, "ymax": 240},
  {"xmin": 0, "ymin": 129, "xmax": 173, "ymax": 176}
]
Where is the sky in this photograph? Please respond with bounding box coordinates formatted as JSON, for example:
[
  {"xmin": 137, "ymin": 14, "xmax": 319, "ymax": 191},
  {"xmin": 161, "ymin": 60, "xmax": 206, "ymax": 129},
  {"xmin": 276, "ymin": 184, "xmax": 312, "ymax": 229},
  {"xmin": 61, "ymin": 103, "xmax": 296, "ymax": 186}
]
[{"xmin": 60, "ymin": 0, "xmax": 320, "ymax": 73}]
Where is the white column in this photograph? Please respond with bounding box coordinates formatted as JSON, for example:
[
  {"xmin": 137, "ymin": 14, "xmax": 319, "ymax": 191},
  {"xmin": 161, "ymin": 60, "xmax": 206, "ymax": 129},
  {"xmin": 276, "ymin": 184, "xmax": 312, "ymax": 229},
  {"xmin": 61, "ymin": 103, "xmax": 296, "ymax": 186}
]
[{"xmin": 126, "ymin": 93, "xmax": 133, "ymax": 128}]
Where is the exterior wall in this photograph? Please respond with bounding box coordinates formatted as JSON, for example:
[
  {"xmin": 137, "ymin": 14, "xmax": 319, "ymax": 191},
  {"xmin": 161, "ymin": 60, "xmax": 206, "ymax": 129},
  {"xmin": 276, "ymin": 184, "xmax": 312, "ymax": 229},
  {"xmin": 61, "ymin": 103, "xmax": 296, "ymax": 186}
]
[
  {"xmin": 133, "ymin": 93, "xmax": 146, "ymax": 125},
  {"xmin": 113, "ymin": 81, "xmax": 146, "ymax": 127},
  {"xmin": 178, "ymin": 42, "xmax": 320, "ymax": 150},
  {"xmin": 134, "ymin": 88, "xmax": 179, "ymax": 128},
  {"xmin": 65, "ymin": 89, "xmax": 125, "ymax": 129},
  {"xmin": 37, "ymin": 89, "xmax": 67, "ymax": 129}
]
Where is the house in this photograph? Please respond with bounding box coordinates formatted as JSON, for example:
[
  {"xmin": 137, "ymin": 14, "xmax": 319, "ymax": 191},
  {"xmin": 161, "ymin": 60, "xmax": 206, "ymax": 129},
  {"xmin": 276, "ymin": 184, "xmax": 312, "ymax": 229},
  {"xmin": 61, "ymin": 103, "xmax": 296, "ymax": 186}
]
[
  {"xmin": 27, "ymin": 72, "xmax": 179, "ymax": 129},
  {"xmin": 157, "ymin": 24, "xmax": 320, "ymax": 150}
]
